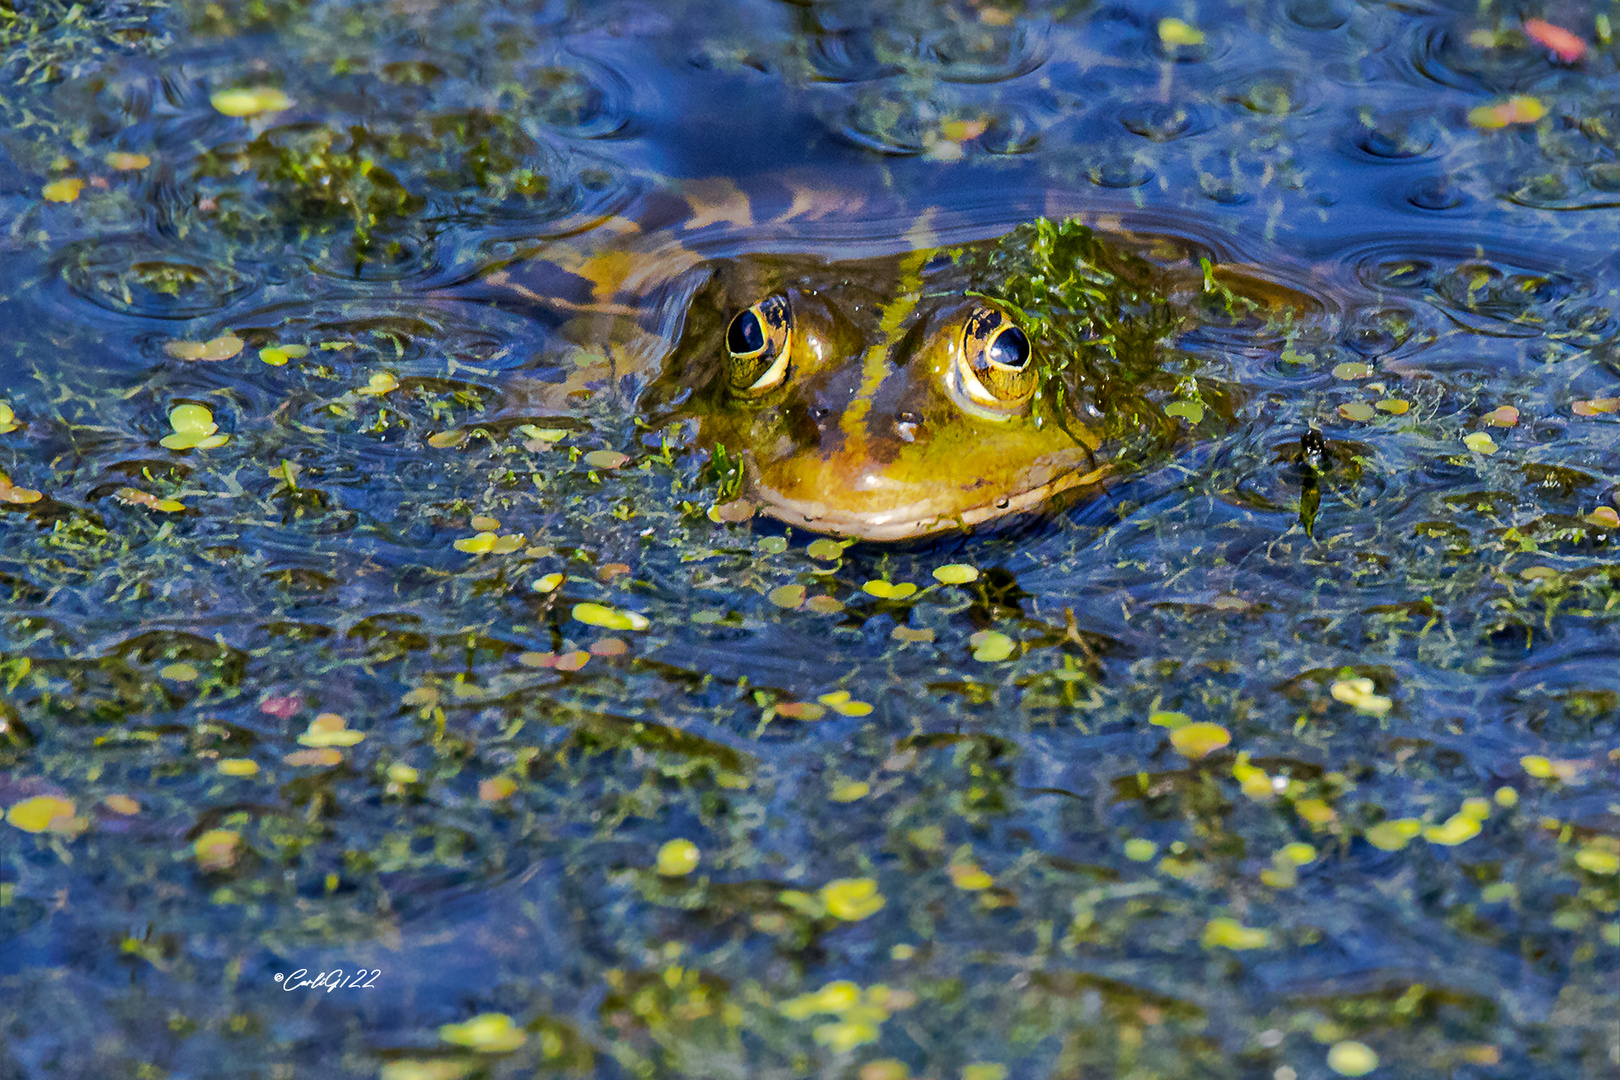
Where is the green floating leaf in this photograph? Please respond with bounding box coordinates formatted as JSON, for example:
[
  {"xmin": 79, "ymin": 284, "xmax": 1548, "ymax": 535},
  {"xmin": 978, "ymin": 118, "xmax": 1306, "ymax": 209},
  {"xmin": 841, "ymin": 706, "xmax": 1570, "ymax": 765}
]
[
  {"xmin": 572, "ymin": 602, "xmax": 649, "ymax": 631},
  {"xmin": 439, "ymin": 1013, "xmax": 526, "ymax": 1053},
  {"xmin": 970, "ymin": 630, "xmax": 1014, "ymax": 662}
]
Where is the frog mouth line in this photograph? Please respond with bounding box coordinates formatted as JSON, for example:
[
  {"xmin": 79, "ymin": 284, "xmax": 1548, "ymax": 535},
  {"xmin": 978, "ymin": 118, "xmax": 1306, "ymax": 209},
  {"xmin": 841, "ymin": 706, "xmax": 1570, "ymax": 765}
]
[{"xmin": 741, "ymin": 452, "xmax": 1113, "ymax": 542}]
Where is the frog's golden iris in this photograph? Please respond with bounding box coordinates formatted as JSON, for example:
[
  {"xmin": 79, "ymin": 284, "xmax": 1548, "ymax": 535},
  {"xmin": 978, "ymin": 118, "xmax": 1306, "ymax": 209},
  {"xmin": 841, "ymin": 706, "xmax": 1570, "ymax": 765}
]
[
  {"xmin": 728, "ymin": 293, "xmax": 1039, "ymax": 420},
  {"xmin": 726, "ymin": 295, "xmax": 793, "ymax": 397},
  {"xmin": 951, "ymin": 306, "xmax": 1036, "ymax": 417}
]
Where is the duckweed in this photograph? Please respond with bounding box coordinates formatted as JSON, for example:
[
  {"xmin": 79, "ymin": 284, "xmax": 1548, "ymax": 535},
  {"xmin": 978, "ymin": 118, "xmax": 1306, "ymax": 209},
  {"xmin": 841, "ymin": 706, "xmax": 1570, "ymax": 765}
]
[
  {"xmin": 164, "ymin": 334, "xmax": 243, "ymax": 361},
  {"xmin": 948, "ymin": 862, "xmax": 994, "ymax": 890},
  {"xmin": 114, "ymin": 487, "xmax": 185, "ymax": 512},
  {"xmin": 821, "ymin": 878, "xmax": 886, "ymax": 921},
  {"xmin": 1330, "ymin": 677, "xmax": 1392, "ymax": 716},
  {"xmin": 193, "ymin": 829, "xmax": 241, "ymax": 871},
  {"xmin": 1574, "ymin": 845, "xmax": 1619, "ymax": 875},
  {"xmin": 1158, "ymin": 18, "xmax": 1205, "ymax": 47},
  {"xmin": 211, "ymin": 87, "xmax": 293, "ymax": 117},
  {"xmin": 779, "ymin": 981, "xmax": 861, "ymax": 1018},
  {"xmin": 769, "ymin": 585, "xmax": 806, "ymax": 608},
  {"xmin": 1423, "ymin": 812, "xmax": 1482, "ymax": 846},
  {"xmin": 656, "ymin": 839, "xmax": 700, "ymax": 876},
  {"xmin": 1485, "ymin": 405, "xmax": 1519, "ymax": 427},
  {"xmin": 478, "ymin": 776, "xmax": 517, "ymax": 801},
  {"xmin": 1124, "ymin": 838, "xmax": 1158, "ymax": 861},
  {"xmin": 584, "ymin": 449, "xmax": 629, "ymax": 469},
  {"xmin": 104, "ymin": 152, "xmax": 151, "ymax": 171},
  {"xmin": 41, "ymin": 177, "xmax": 84, "ymax": 203},
  {"xmin": 1468, "ymin": 95, "xmax": 1546, "ymax": 129},
  {"xmin": 806, "ymin": 538, "xmax": 845, "ymax": 561},
  {"xmin": 1280, "ymin": 842, "xmax": 1317, "ymax": 865},
  {"xmin": 298, "ymin": 714, "xmax": 364, "ymax": 748},
  {"xmin": 1522, "ymin": 755, "xmax": 1579, "ymax": 780},
  {"xmin": 816, "ymin": 691, "xmax": 873, "ymax": 717},
  {"xmin": 775, "ymin": 701, "xmax": 828, "ymax": 721},
  {"xmin": 1169, "ymin": 722, "xmax": 1232, "ymax": 759},
  {"xmin": 0, "ymin": 471, "xmax": 43, "ymax": 503},
  {"xmin": 7, "ymin": 2, "xmax": 1620, "ymax": 1074},
  {"xmin": 1326, "ymin": 1040, "xmax": 1380, "ymax": 1076},
  {"xmin": 1203, "ymin": 918, "xmax": 1272, "ymax": 950},
  {"xmin": 453, "ymin": 532, "xmax": 526, "ymax": 554},
  {"xmin": 258, "ymin": 344, "xmax": 309, "ymax": 365},
  {"xmin": 963, "ymin": 1066, "xmax": 1009, "ymax": 1080},
  {"xmin": 572, "ymin": 602, "xmax": 649, "ymax": 631},
  {"xmin": 102, "ymin": 795, "xmax": 140, "ymax": 816},
  {"xmin": 379, "ymin": 1061, "xmax": 475, "ymax": 1080},
  {"xmin": 969, "ymin": 630, "xmax": 1014, "ymax": 662},
  {"xmin": 6, "ymin": 795, "xmax": 77, "ymax": 834},
  {"xmin": 160, "ymin": 404, "xmax": 228, "ymax": 450},
  {"xmin": 438, "ymin": 1013, "xmax": 526, "ymax": 1053}
]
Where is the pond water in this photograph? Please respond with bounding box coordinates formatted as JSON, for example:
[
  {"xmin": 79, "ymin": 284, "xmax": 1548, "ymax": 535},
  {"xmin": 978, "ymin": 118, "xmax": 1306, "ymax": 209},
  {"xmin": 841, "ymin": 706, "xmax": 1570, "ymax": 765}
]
[{"xmin": 1, "ymin": 1, "xmax": 1617, "ymax": 1078}]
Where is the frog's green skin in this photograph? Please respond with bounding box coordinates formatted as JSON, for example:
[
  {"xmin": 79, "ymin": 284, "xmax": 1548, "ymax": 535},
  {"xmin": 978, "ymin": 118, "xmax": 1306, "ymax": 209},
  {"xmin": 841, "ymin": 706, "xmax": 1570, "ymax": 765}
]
[
  {"xmin": 486, "ymin": 182, "xmax": 1258, "ymax": 541},
  {"xmin": 653, "ymin": 238, "xmax": 1147, "ymax": 542}
]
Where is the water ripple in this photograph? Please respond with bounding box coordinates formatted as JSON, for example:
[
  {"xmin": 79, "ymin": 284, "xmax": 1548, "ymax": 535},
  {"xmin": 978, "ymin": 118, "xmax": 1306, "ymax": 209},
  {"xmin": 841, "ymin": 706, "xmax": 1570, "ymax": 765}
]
[{"xmin": 55, "ymin": 237, "xmax": 259, "ymax": 319}]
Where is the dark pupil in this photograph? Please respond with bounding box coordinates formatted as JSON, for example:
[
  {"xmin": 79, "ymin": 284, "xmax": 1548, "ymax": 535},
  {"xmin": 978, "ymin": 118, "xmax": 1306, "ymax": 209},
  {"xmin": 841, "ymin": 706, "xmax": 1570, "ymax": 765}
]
[
  {"xmin": 728, "ymin": 310, "xmax": 766, "ymax": 355},
  {"xmin": 987, "ymin": 325, "xmax": 1029, "ymax": 368}
]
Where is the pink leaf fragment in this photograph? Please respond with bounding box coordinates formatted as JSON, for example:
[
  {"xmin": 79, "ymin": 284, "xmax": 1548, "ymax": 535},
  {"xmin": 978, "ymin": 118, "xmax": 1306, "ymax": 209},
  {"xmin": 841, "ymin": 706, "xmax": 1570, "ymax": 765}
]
[{"xmin": 1524, "ymin": 18, "xmax": 1586, "ymax": 62}]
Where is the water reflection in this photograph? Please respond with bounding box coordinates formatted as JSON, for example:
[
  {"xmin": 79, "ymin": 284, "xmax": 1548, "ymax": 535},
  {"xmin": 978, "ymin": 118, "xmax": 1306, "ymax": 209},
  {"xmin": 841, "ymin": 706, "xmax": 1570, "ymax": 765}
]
[{"xmin": 1, "ymin": 0, "xmax": 1617, "ymax": 1077}]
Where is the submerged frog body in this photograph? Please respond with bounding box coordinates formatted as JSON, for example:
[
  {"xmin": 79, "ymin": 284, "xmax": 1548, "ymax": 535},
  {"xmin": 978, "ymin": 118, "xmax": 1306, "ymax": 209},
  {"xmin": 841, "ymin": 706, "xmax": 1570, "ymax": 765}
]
[{"xmin": 652, "ymin": 221, "xmax": 1190, "ymax": 541}]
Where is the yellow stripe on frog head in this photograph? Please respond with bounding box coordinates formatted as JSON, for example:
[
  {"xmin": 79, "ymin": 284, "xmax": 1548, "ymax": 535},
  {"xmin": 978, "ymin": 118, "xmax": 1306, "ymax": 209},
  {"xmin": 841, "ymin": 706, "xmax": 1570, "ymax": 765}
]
[{"xmin": 841, "ymin": 212, "xmax": 939, "ymax": 444}]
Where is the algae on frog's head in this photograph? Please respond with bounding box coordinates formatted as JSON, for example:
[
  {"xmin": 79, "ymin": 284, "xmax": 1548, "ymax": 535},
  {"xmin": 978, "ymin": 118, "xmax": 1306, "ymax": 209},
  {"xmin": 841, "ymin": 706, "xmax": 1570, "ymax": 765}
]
[{"xmin": 650, "ymin": 219, "xmax": 1230, "ymax": 541}]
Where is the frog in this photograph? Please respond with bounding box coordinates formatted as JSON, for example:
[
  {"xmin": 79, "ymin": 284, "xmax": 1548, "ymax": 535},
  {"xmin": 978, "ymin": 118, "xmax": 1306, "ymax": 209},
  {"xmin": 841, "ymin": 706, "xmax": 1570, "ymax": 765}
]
[
  {"xmin": 481, "ymin": 183, "xmax": 1285, "ymax": 541},
  {"xmin": 645, "ymin": 216, "xmax": 1201, "ymax": 541}
]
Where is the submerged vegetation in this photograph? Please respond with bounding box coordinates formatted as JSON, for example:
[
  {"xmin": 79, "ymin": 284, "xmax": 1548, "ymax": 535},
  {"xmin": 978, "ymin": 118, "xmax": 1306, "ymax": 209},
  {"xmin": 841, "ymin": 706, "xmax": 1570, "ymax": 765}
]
[{"xmin": 2, "ymin": 0, "xmax": 1619, "ymax": 1078}]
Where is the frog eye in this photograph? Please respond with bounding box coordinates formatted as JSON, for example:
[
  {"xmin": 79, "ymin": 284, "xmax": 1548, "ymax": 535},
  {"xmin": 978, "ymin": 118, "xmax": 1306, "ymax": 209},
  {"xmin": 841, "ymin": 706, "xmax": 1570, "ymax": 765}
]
[
  {"xmin": 953, "ymin": 307, "xmax": 1036, "ymax": 416},
  {"xmin": 726, "ymin": 295, "xmax": 793, "ymax": 397}
]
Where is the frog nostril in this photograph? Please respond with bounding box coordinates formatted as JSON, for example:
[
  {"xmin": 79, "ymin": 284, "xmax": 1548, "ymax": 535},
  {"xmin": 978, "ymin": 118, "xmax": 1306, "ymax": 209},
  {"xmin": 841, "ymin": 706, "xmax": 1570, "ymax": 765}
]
[
  {"xmin": 894, "ymin": 411, "xmax": 923, "ymax": 443},
  {"xmin": 809, "ymin": 406, "xmax": 831, "ymax": 422}
]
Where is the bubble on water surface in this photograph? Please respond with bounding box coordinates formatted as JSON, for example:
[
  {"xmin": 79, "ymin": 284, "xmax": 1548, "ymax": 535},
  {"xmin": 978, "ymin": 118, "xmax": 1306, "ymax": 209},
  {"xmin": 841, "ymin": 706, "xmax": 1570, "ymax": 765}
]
[
  {"xmin": 1340, "ymin": 305, "xmax": 1421, "ymax": 358},
  {"xmin": 802, "ymin": 7, "xmax": 1047, "ymax": 84},
  {"xmin": 1348, "ymin": 114, "xmax": 1437, "ymax": 161},
  {"xmin": 917, "ymin": 18, "xmax": 1050, "ymax": 83},
  {"xmin": 1405, "ymin": 176, "xmax": 1469, "ymax": 212},
  {"xmin": 1224, "ymin": 71, "xmax": 1311, "ymax": 116},
  {"xmin": 1084, "ymin": 151, "xmax": 1153, "ymax": 188},
  {"xmin": 301, "ymin": 228, "xmax": 441, "ymax": 283},
  {"xmin": 509, "ymin": 52, "xmax": 635, "ymax": 139},
  {"xmin": 1406, "ymin": 24, "xmax": 1566, "ymax": 94},
  {"xmin": 1285, "ymin": 0, "xmax": 1348, "ymax": 31},
  {"xmin": 1119, "ymin": 102, "xmax": 1213, "ymax": 143},
  {"xmin": 834, "ymin": 102, "xmax": 1045, "ymax": 158}
]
